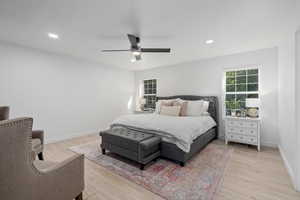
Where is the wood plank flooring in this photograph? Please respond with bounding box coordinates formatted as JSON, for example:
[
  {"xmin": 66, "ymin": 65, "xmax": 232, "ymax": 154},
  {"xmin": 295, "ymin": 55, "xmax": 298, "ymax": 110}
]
[{"xmin": 44, "ymin": 134, "xmax": 300, "ymax": 200}]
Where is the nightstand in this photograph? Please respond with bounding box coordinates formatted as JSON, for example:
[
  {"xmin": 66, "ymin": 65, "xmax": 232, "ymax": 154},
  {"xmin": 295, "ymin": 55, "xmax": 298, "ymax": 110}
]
[
  {"xmin": 134, "ymin": 110, "xmax": 154, "ymax": 114},
  {"xmin": 225, "ymin": 117, "xmax": 261, "ymax": 151}
]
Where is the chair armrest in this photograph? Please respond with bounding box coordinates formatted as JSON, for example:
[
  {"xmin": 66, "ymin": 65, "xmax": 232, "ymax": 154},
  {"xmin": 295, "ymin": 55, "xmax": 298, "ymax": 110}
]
[
  {"xmin": 32, "ymin": 130, "xmax": 44, "ymax": 144},
  {"xmin": 41, "ymin": 154, "xmax": 84, "ymax": 174},
  {"xmin": 36, "ymin": 154, "xmax": 85, "ymax": 199}
]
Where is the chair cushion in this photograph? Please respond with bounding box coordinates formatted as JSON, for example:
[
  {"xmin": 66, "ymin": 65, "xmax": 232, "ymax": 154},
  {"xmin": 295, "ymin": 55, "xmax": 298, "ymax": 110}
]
[
  {"xmin": 32, "ymin": 138, "xmax": 42, "ymax": 154},
  {"xmin": 34, "ymin": 160, "xmax": 57, "ymax": 171}
]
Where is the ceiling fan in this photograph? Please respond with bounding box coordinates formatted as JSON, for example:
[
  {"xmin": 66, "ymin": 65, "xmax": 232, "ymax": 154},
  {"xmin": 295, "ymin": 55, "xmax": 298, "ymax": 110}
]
[{"xmin": 102, "ymin": 34, "xmax": 171, "ymax": 62}]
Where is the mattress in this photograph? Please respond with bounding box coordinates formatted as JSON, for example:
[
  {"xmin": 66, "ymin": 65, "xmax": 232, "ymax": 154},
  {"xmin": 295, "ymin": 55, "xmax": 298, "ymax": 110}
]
[{"xmin": 110, "ymin": 113, "xmax": 217, "ymax": 152}]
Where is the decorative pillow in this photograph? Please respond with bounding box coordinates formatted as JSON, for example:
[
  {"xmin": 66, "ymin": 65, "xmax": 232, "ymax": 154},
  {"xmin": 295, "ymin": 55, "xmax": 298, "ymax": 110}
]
[
  {"xmin": 173, "ymin": 99, "xmax": 188, "ymax": 116},
  {"xmin": 160, "ymin": 100, "xmax": 174, "ymax": 106},
  {"xmin": 186, "ymin": 100, "xmax": 210, "ymax": 116},
  {"xmin": 155, "ymin": 99, "xmax": 176, "ymax": 114},
  {"xmin": 160, "ymin": 105, "xmax": 181, "ymax": 116}
]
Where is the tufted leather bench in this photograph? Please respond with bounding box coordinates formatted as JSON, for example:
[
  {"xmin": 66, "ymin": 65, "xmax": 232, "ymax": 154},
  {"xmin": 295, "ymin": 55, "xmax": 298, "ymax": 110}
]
[{"xmin": 100, "ymin": 127, "xmax": 161, "ymax": 170}]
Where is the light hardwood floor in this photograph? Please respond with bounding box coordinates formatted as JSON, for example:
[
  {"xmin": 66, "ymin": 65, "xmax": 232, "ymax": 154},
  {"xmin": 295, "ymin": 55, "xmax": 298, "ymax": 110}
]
[{"xmin": 45, "ymin": 134, "xmax": 300, "ymax": 200}]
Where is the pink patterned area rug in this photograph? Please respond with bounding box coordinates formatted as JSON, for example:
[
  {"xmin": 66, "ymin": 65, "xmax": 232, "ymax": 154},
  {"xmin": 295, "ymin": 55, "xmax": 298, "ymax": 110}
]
[{"xmin": 69, "ymin": 142, "xmax": 232, "ymax": 200}]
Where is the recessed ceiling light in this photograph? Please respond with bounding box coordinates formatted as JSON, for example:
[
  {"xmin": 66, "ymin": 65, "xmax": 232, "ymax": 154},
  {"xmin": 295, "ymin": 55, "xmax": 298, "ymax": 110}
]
[
  {"xmin": 48, "ymin": 33, "xmax": 59, "ymax": 39},
  {"xmin": 205, "ymin": 40, "xmax": 214, "ymax": 44}
]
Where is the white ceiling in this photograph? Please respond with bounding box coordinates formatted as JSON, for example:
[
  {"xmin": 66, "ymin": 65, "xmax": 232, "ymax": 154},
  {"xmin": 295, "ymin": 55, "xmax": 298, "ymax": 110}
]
[{"xmin": 0, "ymin": 0, "xmax": 297, "ymax": 70}]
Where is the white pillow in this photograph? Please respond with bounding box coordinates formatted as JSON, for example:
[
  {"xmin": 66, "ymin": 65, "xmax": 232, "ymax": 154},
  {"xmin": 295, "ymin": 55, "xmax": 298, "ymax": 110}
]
[
  {"xmin": 201, "ymin": 111, "xmax": 211, "ymax": 116},
  {"xmin": 186, "ymin": 100, "xmax": 210, "ymax": 116},
  {"xmin": 160, "ymin": 105, "xmax": 181, "ymax": 116},
  {"xmin": 202, "ymin": 101, "xmax": 210, "ymax": 113}
]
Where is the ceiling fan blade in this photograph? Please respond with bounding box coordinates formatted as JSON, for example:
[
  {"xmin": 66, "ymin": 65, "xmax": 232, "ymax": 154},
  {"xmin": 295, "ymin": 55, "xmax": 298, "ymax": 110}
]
[
  {"xmin": 141, "ymin": 48, "xmax": 171, "ymax": 53},
  {"xmin": 135, "ymin": 54, "xmax": 142, "ymax": 61},
  {"xmin": 127, "ymin": 34, "xmax": 140, "ymax": 49},
  {"xmin": 102, "ymin": 49, "xmax": 131, "ymax": 52}
]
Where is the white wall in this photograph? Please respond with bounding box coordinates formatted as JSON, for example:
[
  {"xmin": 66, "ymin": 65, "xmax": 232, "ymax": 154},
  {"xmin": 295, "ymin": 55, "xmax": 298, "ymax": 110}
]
[
  {"xmin": 277, "ymin": 36, "xmax": 297, "ymax": 188},
  {"xmin": 296, "ymin": 30, "xmax": 300, "ymax": 191},
  {"xmin": 135, "ymin": 48, "xmax": 279, "ymax": 146},
  {"xmin": 0, "ymin": 42, "xmax": 135, "ymax": 143}
]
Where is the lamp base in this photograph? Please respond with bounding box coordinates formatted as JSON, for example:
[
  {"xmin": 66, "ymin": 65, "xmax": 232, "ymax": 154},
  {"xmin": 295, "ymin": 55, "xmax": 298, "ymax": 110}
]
[{"xmin": 140, "ymin": 104, "xmax": 145, "ymax": 111}]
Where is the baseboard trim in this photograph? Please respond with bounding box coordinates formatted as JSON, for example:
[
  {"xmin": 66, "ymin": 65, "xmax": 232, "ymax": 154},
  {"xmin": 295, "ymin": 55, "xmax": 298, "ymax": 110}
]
[
  {"xmin": 278, "ymin": 145, "xmax": 297, "ymax": 190},
  {"xmin": 261, "ymin": 141, "xmax": 278, "ymax": 148},
  {"xmin": 45, "ymin": 130, "xmax": 98, "ymax": 144}
]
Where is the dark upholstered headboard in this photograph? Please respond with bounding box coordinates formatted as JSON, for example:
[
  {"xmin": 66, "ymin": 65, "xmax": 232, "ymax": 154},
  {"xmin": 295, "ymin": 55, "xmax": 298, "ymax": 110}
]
[{"xmin": 157, "ymin": 95, "xmax": 219, "ymax": 135}]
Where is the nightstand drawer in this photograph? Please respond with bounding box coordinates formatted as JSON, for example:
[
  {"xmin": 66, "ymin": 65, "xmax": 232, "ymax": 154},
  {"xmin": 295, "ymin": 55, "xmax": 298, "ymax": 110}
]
[
  {"xmin": 227, "ymin": 133, "xmax": 257, "ymax": 144},
  {"xmin": 226, "ymin": 127, "xmax": 257, "ymax": 136},
  {"xmin": 246, "ymin": 128, "xmax": 257, "ymax": 136},
  {"xmin": 227, "ymin": 120, "xmax": 258, "ymax": 129}
]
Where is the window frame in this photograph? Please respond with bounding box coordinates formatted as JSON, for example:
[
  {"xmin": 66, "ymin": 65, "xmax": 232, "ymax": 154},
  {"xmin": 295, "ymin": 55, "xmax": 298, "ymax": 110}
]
[
  {"xmin": 143, "ymin": 79, "xmax": 157, "ymax": 110},
  {"xmin": 222, "ymin": 66, "xmax": 261, "ymax": 118}
]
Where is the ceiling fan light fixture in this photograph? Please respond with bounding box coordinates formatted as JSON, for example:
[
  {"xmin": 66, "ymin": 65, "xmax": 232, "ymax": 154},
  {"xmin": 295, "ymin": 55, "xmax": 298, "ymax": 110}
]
[
  {"xmin": 132, "ymin": 51, "xmax": 141, "ymax": 56},
  {"xmin": 101, "ymin": 34, "xmax": 171, "ymax": 62},
  {"xmin": 130, "ymin": 57, "xmax": 136, "ymax": 63}
]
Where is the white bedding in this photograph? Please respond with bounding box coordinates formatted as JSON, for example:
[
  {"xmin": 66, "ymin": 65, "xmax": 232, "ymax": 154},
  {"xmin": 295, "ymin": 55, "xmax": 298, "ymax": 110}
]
[{"xmin": 110, "ymin": 114, "xmax": 216, "ymax": 152}]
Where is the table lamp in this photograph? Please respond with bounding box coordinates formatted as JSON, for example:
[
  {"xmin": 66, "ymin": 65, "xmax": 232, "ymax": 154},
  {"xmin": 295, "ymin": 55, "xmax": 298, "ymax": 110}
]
[
  {"xmin": 139, "ymin": 97, "xmax": 146, "ymax": 111},
  {"xmin": 246, "ymin": 98, "xmax": 260, "ymax": 118}
]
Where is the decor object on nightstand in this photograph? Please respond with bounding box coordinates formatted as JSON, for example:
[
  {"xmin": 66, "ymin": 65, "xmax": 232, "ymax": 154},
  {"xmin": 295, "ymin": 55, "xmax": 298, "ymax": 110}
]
[
  {"xmin": 241, "ymin": 109, "xmax": 247, "ymax": 118},
  {"xmin": 139, "ymin": 97, "xmax": 146, "ymax": 111},
  {"xmin": 225, "ymin": 117, "xmax": 261, "ymax": 151},
  {"xmin": 246, "ymin": 98, "xmax": 260, "ymax": 118}
]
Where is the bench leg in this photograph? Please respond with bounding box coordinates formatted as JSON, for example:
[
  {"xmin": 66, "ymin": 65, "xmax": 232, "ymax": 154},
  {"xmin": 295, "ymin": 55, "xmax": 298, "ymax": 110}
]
[
  {"xmin": 38, "ymin": 152, "xmax": 44, "ymax": 160},
  {"xmin": 102, "ymin": 148, "xmax": 106, "ymax": 155},
  {"xmin": 180, "ymin": 162, "xmax": 185, "ymax": 167},
  {"xmin": 140, "ymin": 164, "xmax": 145, "ymax": 170}
]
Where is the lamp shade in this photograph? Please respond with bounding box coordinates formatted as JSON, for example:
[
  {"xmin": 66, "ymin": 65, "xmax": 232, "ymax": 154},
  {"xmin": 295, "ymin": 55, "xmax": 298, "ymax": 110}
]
[
  {"xmin": 246, "ymin": 98, "xmax": 260, "ymax": 108},
  {"xmin": 139, "ymin": 98, "xmax": 146, "ymax": 105}
]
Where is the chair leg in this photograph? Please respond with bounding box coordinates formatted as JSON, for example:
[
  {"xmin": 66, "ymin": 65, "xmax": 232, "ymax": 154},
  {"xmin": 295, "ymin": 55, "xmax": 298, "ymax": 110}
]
[
  {"xmin": 75, "ymin": 192, "xmax": 83, "ymax": 200},
  {"xmin": 38, "ymin": 152, "xmax": 44, "ymax": 160},
  {"xmin": 102, "ymin": 148, "xmax": 106, "ymax": 155}
]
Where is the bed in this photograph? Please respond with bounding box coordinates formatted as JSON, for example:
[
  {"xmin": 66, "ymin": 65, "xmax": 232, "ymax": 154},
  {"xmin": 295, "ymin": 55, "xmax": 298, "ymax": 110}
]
[{"xmin": 111, "ymin": 95, "xmax": 218, "ymax": 166}]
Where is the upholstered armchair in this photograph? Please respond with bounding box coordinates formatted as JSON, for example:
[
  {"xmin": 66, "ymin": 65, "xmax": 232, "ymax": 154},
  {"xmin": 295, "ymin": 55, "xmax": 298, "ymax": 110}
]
[
  {"xmin": 0, "ymin": 106, "xmax": 44, "ymax": 160},
  {"xmin": 0, "ymin": 118, "xmax": 84, "ymax": 200}
]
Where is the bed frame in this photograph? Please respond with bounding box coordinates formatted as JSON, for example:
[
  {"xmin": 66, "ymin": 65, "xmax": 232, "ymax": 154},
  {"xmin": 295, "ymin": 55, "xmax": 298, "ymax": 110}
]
[{"xmin": 156, "ymin": 95, "xmax": 219, "ymax": 166}]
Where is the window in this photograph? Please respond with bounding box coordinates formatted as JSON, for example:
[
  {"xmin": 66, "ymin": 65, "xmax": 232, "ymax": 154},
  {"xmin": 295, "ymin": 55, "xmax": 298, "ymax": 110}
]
[
  {"xmin": 143, "ymin": 79, "xmax": 157, "ymax": 110},
  {"xmin": 224, "ymin": 68, "xmax": 259, "ymax": 116}
]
